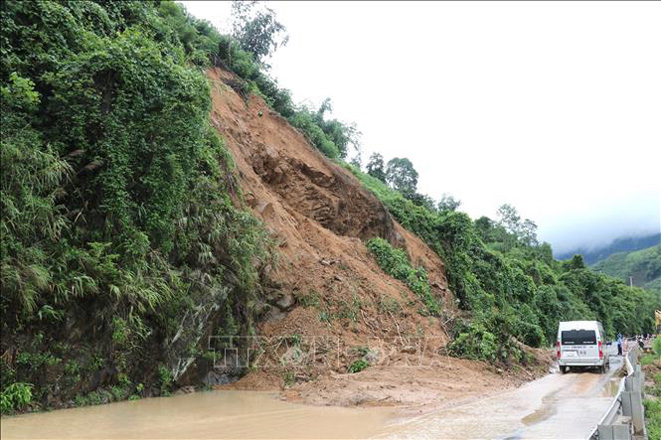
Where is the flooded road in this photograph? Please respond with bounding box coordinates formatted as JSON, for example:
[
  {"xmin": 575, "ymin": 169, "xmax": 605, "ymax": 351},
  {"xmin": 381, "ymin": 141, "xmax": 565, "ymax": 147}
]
[
  {"xmin": 1, "ymin": 390, "xmax": 393, "ymax": 439},
  {"xmin": 2, "ymin": 349, "xmax": 623, "ymax": 439},
  {"xmin": 381, "ymin": 348, "xmax": 623, "ymax": 440}
]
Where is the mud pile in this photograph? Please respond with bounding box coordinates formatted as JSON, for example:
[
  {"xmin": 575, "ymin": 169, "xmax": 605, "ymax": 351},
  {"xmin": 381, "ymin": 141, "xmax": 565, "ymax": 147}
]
[{"xmin": 207, "ymin": 68, "xmax": 535, "ymax": 406}]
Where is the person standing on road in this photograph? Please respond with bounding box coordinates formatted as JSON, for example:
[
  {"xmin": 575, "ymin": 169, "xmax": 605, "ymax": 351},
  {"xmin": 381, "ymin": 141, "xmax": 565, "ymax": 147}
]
[{"xmin": 617, "ymin": 333, "xmax": 623, "ymax": 356}]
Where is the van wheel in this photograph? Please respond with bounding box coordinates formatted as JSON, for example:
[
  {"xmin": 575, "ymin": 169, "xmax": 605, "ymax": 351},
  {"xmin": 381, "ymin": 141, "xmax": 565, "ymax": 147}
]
[
  {"xmin": 600, "ymin": 364, "xmax": 607, "ymax": 374},
  {"xmin": 560, "ymin": 366, "xmax": 567, "ymax": 374}
]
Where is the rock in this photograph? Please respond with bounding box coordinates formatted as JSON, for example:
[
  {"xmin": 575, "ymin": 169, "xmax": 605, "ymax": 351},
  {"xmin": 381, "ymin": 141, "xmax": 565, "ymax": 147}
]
[
  {"xmin": 276, "ymin": 293, "xmax": 296, "ymax": 311},
  {"xmin": 204, "ymin": 370, "xmax": 239, "ymax": 386},
  {"xmin": 256, "ymin": 201, "xmax": 275, "ymax": 217},
  {"xmin": 365, "ymin": 349, "xmax": 380, "ymax": 364},
  {"xmin": 401, "ymin": 346, "xmax": 417, "ymax": 354},
  {"xmin": 174, "ymin": 385, "xmax": 196, "ymax": 395},
  {"xmin": 266, "ymin": 308, "xmax": 287, "ymax": 322},
  {"xmin": 244, "ymin": 192, "xmax": 258, "ymax": 208},
  {"xmin": 334, "ymin": 275, "xmax": 343, "ymax": 282}
]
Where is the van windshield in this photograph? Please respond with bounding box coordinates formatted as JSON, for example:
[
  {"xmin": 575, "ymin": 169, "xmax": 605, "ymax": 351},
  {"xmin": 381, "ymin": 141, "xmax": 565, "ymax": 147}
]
[{"xmin": 561, "ymin": 330, "xmax": 597, "ymax": 345}]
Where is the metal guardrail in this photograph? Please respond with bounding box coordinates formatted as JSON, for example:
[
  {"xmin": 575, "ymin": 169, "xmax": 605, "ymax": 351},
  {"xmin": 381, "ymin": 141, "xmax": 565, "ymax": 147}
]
[{"xmin": 587, "ymin": 347, "xmax": 646, "ymax": 440}]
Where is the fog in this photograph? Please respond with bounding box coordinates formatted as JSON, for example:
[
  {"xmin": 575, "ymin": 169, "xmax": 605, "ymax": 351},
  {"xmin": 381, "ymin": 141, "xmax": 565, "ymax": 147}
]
[{"xmin": 181, "ymin": 1, "xmax": 661, "ymax": 254}]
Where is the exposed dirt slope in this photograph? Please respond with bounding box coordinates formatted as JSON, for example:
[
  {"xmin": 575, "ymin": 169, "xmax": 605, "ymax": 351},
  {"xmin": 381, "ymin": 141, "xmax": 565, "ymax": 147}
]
[{"xmin": 206, "ymin": 68, "xmax": 541, "ymax": 407}]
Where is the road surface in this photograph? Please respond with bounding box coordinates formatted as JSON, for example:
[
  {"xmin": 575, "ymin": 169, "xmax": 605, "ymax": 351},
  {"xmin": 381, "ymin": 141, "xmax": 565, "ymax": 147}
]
[{"xmin": 380, "ymin": 346, "xmax": 622, "ymax": 439}]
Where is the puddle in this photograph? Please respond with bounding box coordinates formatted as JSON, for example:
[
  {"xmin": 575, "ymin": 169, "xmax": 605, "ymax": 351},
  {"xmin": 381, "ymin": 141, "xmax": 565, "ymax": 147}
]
[
  {"xmin": 521, "ymin": 401, "xmax": 558, "ymax": 426},
  {"xmin": 599, "ymin": 378, "xmax": 622, "ymax": 397}
]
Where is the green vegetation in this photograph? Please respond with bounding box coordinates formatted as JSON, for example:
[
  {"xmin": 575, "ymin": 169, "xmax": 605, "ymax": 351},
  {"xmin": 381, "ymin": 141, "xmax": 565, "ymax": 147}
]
[
  {"xmin": 1, "ymin": 0, "xmax": 274, "ymax": 411},
  {"xmin": 593, "ymin": 244, "xmax": 661, "ymax": 291},
  {"xmin": 642, "ymin": 338, "xmax": 661, "ymax": 367},
  {"xmin": 643, "ymin": 339, "xmax": 661, "ymax": 439},
  {"xmin": 366, "ymin": 238, "xmax": 439, "ymax": 315},
  {"xmin": 158, "ymin": 0, "xmax": 360, "ymax": 160},
  {"xmin": 0, "ymin": 382, "xmax": 32, "ymax": 413},
  {"xmin": 344, "ymin": 162, "xmax": 661, "ymax": 363},
  {"xmin": 348, "ymin": 359, "xmax": 370, "ymax": 374}
]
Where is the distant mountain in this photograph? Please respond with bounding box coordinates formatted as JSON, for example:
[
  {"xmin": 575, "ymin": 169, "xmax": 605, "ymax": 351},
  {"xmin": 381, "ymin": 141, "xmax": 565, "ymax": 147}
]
[
  {"xmin": 557, "ymin": 233, "xmax": 661, "ymax": 266},
  {"xmin": 592, "ymin": 244, "xmax": 661, "ymax": 291}
]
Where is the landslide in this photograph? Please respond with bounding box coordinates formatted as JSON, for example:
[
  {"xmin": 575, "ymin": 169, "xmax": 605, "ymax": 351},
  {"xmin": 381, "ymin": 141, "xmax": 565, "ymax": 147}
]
[{"xmin": 206, "ymin": 68, "xmax": 534, "ymax": 406}]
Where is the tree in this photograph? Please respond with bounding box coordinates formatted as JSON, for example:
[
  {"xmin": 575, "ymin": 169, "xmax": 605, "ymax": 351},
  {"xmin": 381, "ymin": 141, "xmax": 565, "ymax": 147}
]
[
  {"xmin": 231, "ymin": 1, "xmax": 289, "ymax": 66},
  {"xmin": 366, "ymin": 153, "xmax": 386, "ymax": 183},
  {"xmin": 350, "ymin": 151, "xmax": 362, "ymax": 169},
  {"xmin": 313, "ymin": 98, "xmax": 361, "ymax": 159},
  {"xmin": 519, "ymin": 218, "xmax": 539, "ymax": 247},
  {"xmin": 386, "ymin": 157, "xmax": 418, "ymax": 196},
  {"xmin": 438, "ymin": 193, "xmax": 461, "ymax": 212},
  {"xmin": 408, "ymin": 193, "xmax": 437, "ymax": 211},
  {"xmin": 496, "ymin": 204, "xmax": 521, "ymax": 235},
  {"xmin": 567, "ymin": 255, "xmax": 586, "ymax": 270}
]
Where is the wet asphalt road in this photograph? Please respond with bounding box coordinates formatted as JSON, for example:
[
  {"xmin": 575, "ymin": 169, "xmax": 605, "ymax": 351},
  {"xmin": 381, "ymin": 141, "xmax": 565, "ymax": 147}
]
[{"xmin": 381, "ymin": 345, "xmax": 622, "ymax": 440}]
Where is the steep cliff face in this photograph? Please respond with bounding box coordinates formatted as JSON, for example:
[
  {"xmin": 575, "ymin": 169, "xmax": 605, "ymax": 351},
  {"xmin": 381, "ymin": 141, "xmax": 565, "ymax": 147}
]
[{"xmin": 207, "ymin": 67, "xmax": 450, "ymax": 377}]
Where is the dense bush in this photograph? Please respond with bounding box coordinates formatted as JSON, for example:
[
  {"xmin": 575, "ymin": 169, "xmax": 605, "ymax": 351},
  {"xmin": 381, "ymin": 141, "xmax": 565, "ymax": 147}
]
[
  {"xmin": 366, "ymin": 238, "xmax": 439, "ymax": 315},
  {"xmin": 0, "ymin": 382, "xmax": 32, "ymax": 413},
  {"xmin": 1, "ymin": 0, "xmax": 272, "ymax": 410},
  {"xmin": 447, "ymin": 321, "xmax": 499, "ymax": 362}
]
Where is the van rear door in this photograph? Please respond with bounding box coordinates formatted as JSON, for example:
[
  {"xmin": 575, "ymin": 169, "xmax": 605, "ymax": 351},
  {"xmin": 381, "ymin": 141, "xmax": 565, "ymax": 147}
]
[{"xmin": 561, "ymin": 329, "xmax": 598, "ymax": 360}]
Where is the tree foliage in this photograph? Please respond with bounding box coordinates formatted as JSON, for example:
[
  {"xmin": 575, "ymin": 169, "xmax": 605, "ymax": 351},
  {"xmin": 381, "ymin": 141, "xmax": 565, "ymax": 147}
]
[
  {"xmin": 386, "ymin": 157, "xmax": 418, "ymax": 197},
  {"xmin": 343, "ymin": 162, "xmax": 661, "ymax": 363},
  {"xmin": 1, "ymin": 0, "xmax": 273, "ymax": 411},
  {"xmin": 438, "ymin": 194, "xmax": 461, "ymax": 213},
  {"xmin": 366, "ymin": 153, "xmax": 387, "ymax": 183},
  {"xmin": 231, "ymin": 0, "xmax": 288, "ymax": 67}
]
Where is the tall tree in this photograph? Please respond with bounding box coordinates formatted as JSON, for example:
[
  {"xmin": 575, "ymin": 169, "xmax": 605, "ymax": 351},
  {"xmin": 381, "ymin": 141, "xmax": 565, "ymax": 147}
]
[
  {"xmin": 520, "ymin": 218, "xmax": 539, "ymax": 247},
  {"xmin": 386, "ymin": 157, "xmax": 418, "ymax": 196},
  {"xmin": 496, "ymin": 203, "xmax": 521, "ymax": 235},
  {"xmin": 366, "ymin": 153, "xmax": 386, "ymax": 183},
  {"xmin": 496, "ymin": 204, "xmax": 539, "ymax": 246},
  {"xmin": 231, "ymin": 1, "xmax": 289, "ymax": 66},
  {"xmin": 438, "ymin": 193, "xmax": 461, "ymax": 212}
]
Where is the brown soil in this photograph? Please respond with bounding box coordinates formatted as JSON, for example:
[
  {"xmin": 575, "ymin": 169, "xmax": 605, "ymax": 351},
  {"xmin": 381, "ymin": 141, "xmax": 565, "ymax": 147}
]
[{"xmin": 207, "ymin": 67, "xmax": 548, "ymax": 408}]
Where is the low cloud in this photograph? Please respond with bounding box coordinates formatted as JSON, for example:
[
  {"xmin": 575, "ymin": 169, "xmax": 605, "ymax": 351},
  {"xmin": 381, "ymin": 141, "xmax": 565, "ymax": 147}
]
[{"xmin": 538, "ymin": 191, "xmax": 660, "ymax": 255}]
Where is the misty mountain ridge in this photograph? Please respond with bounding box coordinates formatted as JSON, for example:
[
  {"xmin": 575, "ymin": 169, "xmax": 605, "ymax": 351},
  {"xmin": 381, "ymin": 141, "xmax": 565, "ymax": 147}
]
[
  {"xmin": 557, "ymin": 232, "xmax": 661, "ymax": 266},
  {"xmin": 592, "ymin": 244, "xmax": 661, "ymax": 291}
]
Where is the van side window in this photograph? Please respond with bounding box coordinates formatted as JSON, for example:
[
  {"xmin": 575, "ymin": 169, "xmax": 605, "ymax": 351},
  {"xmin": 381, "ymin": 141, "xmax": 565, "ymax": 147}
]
[{"xmin": 561, "ymin": 330, "xmax": 597, "ymax": 345}]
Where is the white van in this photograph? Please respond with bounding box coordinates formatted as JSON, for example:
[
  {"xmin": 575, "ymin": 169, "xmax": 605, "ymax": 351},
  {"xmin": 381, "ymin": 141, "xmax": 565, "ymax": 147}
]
[{"xmin": 556, "ymin": 321, "xmax": 609, "ymax": 374}]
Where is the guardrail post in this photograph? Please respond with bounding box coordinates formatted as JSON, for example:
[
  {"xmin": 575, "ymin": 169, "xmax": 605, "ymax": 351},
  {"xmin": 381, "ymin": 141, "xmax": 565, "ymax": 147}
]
[
  {"xmin": 622, "ymin": 391, "xmax": 633, "ymax": 417},
  {"xmin": 631, "ymin": 390, "xmax": 644, "ymax": 435},
  {"xmin": 598, "ymin": 424, "xmax": 632, "ymax": 440}
]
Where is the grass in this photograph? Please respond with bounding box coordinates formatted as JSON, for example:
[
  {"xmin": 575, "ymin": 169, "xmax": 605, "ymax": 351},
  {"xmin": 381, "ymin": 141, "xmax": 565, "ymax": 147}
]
[
  {"xmin": 348, "ymin": 359, "xmax": 369, "ymax": 374},
  {"xmin": 643, "ymin": 339, "xmax": 661, "ymax": 438}
]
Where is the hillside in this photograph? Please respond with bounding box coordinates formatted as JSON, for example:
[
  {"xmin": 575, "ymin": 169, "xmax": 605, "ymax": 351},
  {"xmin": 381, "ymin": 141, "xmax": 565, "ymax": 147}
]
[
  {"xmin": 2, "ymin": 0, "xmax": 659, "ymax": 415},
  {"xmin": 203, "ymin": 67, "xmax": 531, "ymax": 406},
  {"xmin": 593, "ymin": 244, "xmax": 661, "ymax": 291},
  {"xmin": 557, "ymin": 233, "xmax": 661, "ymax": 265}
]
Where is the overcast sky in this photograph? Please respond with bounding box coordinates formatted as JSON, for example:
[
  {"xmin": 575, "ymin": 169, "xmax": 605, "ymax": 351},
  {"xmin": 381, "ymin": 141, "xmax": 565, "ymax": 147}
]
[{"xmin": 181, "ymin": 1, "xmax": 660, "ymax": 254}]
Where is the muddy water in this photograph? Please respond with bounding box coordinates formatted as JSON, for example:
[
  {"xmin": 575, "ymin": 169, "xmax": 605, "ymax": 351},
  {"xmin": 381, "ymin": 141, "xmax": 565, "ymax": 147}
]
[
  {"xmin": 380, "ymin": 350, "xmax": 624, "ymax": 440},
  {"xmin": 1, "ymin": 390, "xmax": 394, "ymax": 439},
  {"xmin": 2, "ymin": 350, "xmax": 624, "ymax": 440}
]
